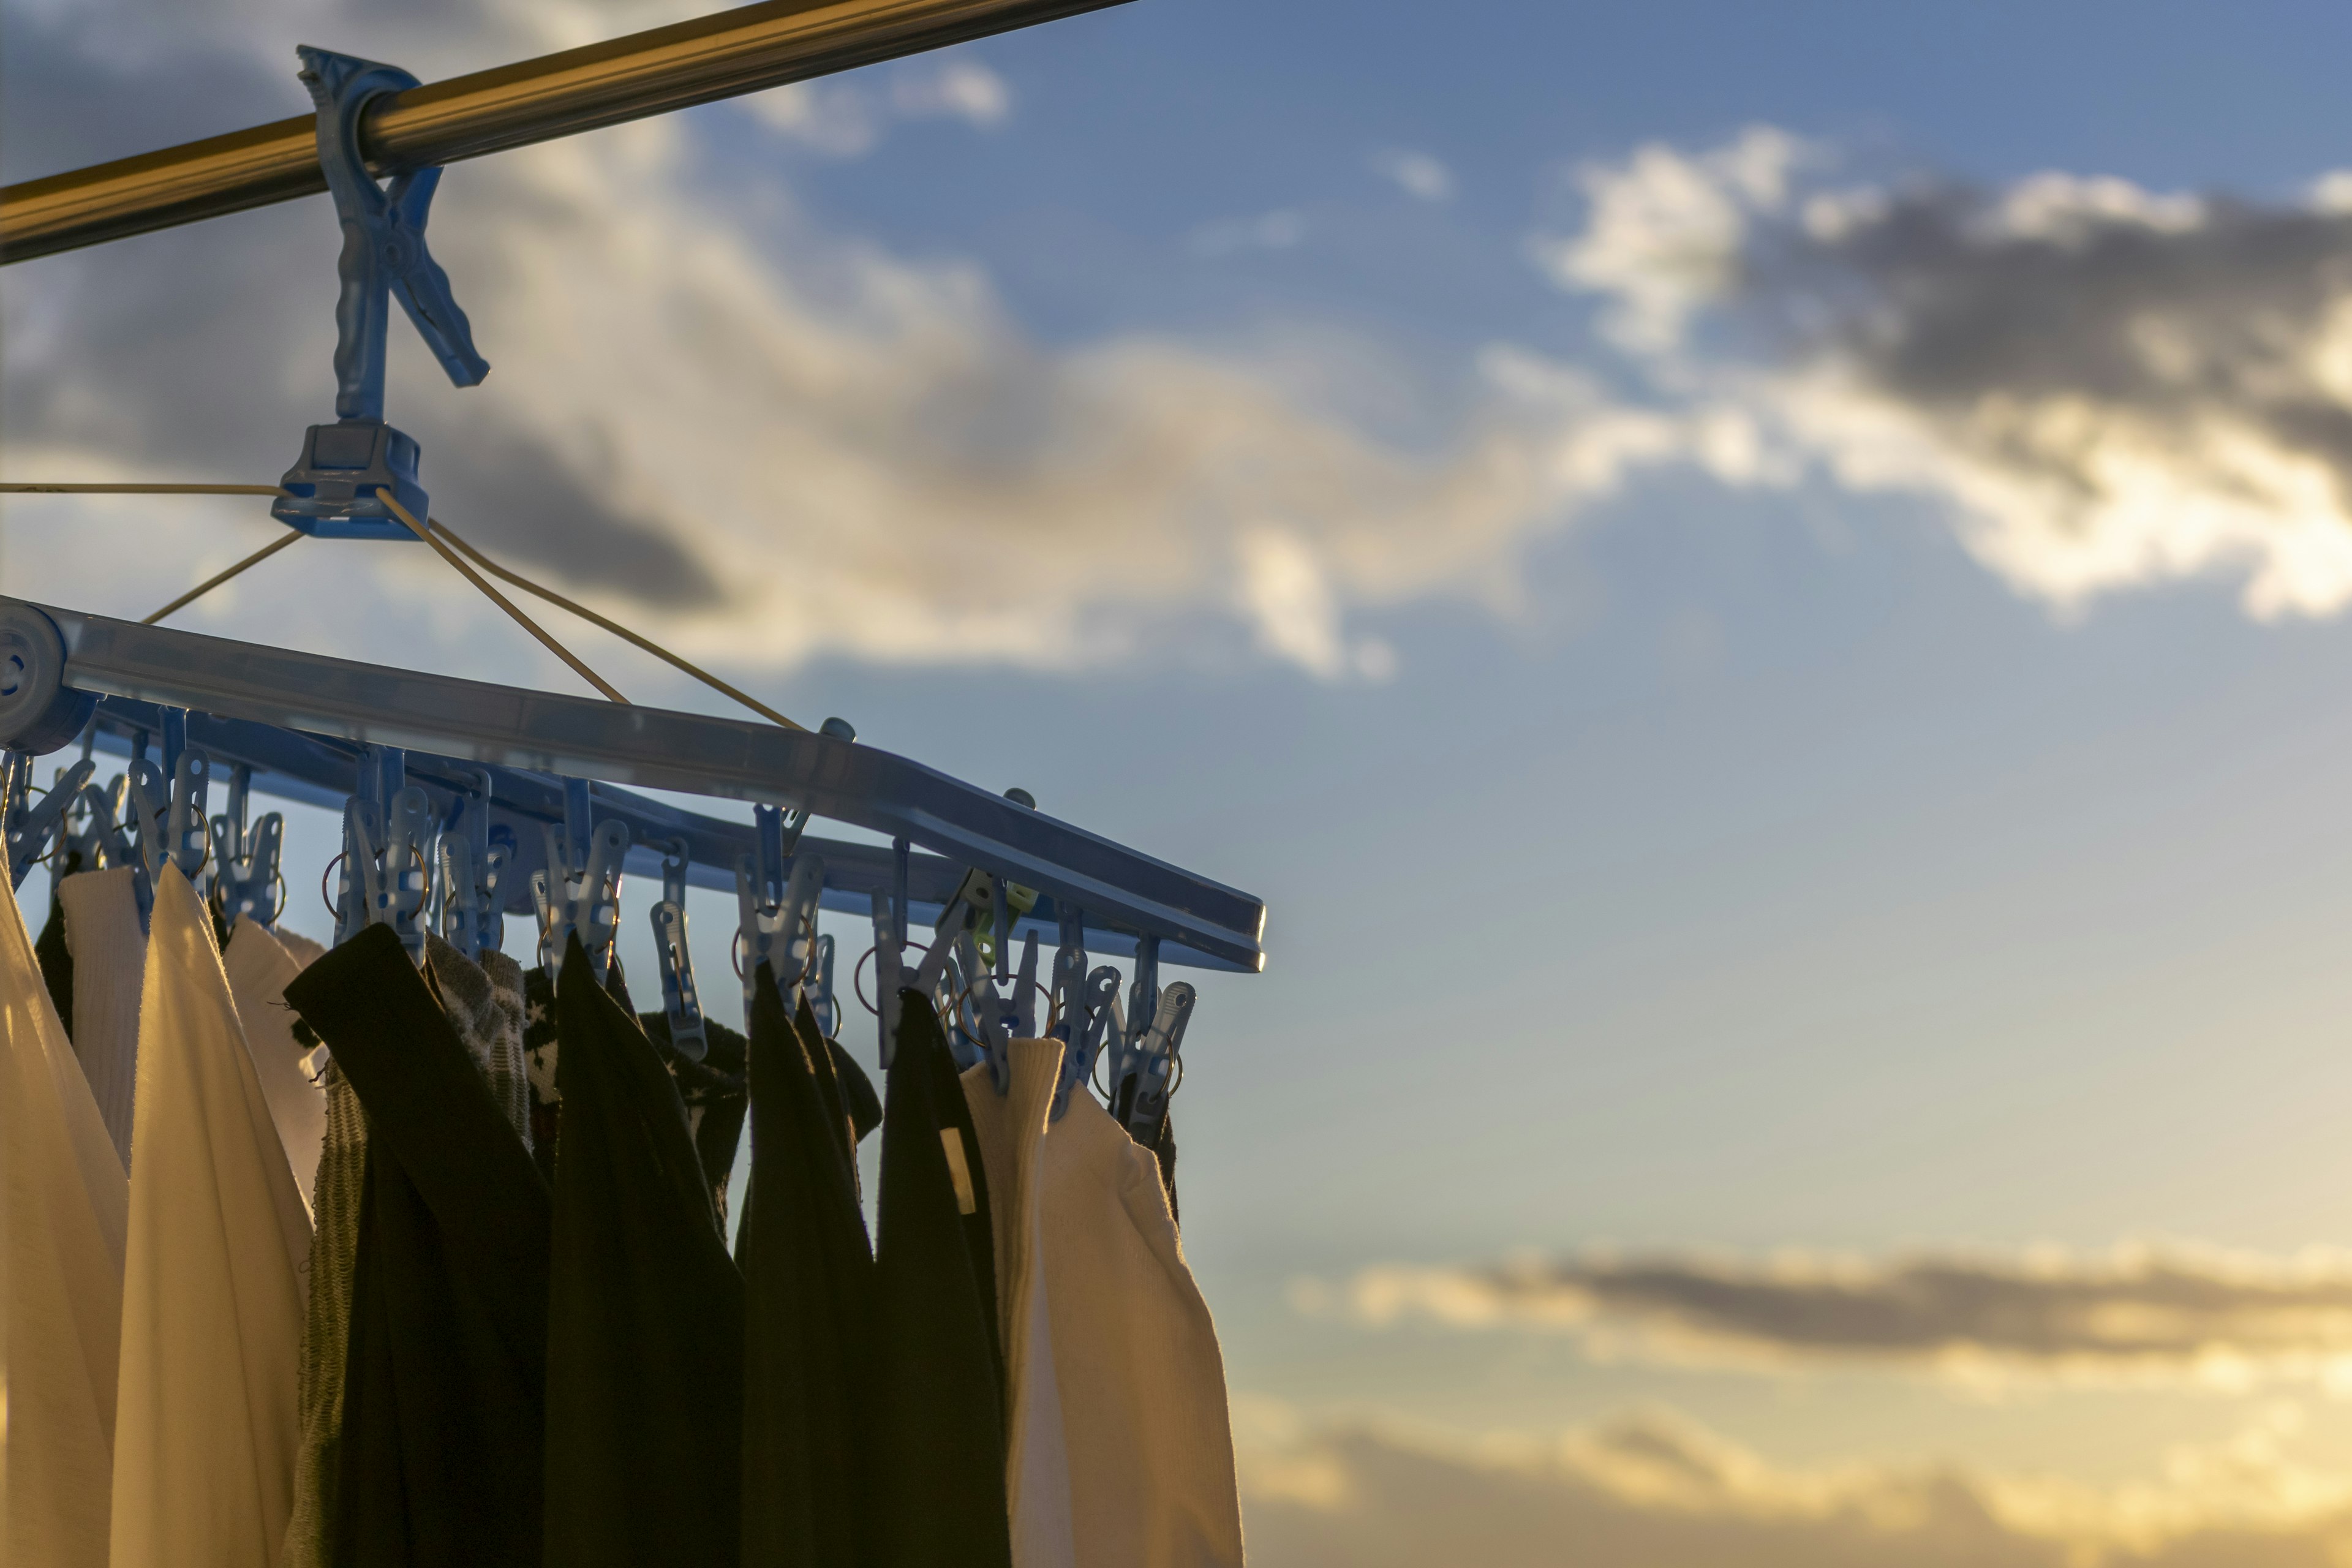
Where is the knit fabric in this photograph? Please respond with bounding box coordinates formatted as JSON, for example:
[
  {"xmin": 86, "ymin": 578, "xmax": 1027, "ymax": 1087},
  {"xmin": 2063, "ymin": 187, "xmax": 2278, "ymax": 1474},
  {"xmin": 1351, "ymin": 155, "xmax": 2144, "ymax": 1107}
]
[
  {"xmin": 281, "ymin": 1061, "xmax": 366, "ymax": 1568},
  {"xmin": 964, "ymin": 1045, "xmax": 1246, "ymax": 1568},
  {"xmin": 109, "ymin": 865, "xmax": 308, "ymax": 1568},
  {"xmin": 427, "ymin": 935, "xmax": 533, "ymax": 1148},
  {"xmin": 58, "ymin": 865, "xmax": 145, "ymax": 1166},
  {"xmin": 1, "ymin": 865, "xmax": 127, "ymax": 1568}
]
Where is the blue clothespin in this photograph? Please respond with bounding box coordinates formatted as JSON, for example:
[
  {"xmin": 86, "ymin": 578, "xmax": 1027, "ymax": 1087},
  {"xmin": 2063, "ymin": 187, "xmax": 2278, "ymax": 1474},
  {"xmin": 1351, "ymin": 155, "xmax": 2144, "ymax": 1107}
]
[
  {"xmin": 533, "ymin": 777, "xmax": 629, "ymax": 980},
  {"xmin": 650, "ymin": 839, "xmax": 708, "ymax": 1063},
  {"xmin": 210, "ymin": 764, "xmax": 285, "ymax": 927},
  {"xmin": 437, "ymin": 769, "xmax": 511, "ymax": 959},
  {"xmin": 1116, "ymin": 981, "xmax": 1196, "ymax": 1142},
  {"xmin": 274, "ymin": 47, "xmax": 488, "ymax": 541},
  {"xmin": 1051, "ymin": 964, "xmax": 1124, "ymax": 1122},
  {"xmin": 61, "ymin": 773, "xmax": 128, "ymax": 873},
  {"xmin": 734, "ymin": 801, "xmax": 825, "ymax": 1005},
  {"xmin": 335, "ymin": 745, "xmax": 430, "ymax": 958},
  {"xmin": 124, "ymin": 738, "xmax": 211, "ymax": 927},
  {"xmin": 1012, "ymin": 929, "xmax": 1039, "ymax": 1038},
  {"xmin": 807, "ymin": 933, "xmax": 839, "ymax": 1038},
  {"xmin": 5, "ymin": 752, "xmax": 94, "ymax": 889}
]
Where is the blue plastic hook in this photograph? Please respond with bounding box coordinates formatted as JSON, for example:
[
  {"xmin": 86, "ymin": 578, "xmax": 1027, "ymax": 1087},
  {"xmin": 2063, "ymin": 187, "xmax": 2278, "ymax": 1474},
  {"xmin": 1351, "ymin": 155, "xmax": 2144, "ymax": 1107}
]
[{"xmin": 274, "ymin": 46, "xmax": 489, "ymax": 541}]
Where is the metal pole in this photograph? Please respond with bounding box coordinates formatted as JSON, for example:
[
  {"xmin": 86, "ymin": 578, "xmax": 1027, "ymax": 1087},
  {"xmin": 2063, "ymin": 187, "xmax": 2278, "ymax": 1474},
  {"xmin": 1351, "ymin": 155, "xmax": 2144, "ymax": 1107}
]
[{"xmin": 1, "ymin": 0, "xmax": 1128, "ymax": 264}]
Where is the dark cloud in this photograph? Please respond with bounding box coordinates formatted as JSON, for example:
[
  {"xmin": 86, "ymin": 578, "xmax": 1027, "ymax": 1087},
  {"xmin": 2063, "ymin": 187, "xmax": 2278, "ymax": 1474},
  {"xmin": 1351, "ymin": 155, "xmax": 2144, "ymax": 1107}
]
[{"xmin": 1336, "ymin": 1246, "xmax": 2352, "ymax": 1379}]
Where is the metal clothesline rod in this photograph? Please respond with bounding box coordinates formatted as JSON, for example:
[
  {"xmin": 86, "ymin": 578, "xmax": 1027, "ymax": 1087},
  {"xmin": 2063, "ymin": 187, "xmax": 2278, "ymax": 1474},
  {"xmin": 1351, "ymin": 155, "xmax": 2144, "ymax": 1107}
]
[{"xmin": 0, "ymin": 0, "xmax": 1130, "ymax": 263}]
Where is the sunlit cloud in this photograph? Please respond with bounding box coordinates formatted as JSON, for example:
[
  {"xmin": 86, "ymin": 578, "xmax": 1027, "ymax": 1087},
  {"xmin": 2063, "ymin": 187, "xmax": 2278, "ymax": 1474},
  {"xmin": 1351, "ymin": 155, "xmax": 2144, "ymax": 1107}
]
[
  {"xmin": 1237, "ymin": 1397, "xmax": 2352, "ymax": 1567},
  {"xmin": 1300, "ymin": 1243, "xmax": 2352, "ymax": 1393},
  {"xmin": 1532, "ymin": 126, "xmax": 2352, "ymax": 621}
]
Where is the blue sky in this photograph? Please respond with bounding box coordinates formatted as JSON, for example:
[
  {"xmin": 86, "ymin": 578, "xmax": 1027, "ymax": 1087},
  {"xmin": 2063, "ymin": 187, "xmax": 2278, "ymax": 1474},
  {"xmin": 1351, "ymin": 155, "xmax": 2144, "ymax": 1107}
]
[{"xmin": 22, "ymin": 0, "xmax": 2352, "ymax": 1558}]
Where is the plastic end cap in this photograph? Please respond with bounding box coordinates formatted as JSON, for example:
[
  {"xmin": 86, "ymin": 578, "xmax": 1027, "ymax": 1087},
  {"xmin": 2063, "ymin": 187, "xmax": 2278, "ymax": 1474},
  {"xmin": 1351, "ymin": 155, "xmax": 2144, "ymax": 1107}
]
[{"xmin": 0, "ymin": 603, "xmax": 96, "ymax": 755}]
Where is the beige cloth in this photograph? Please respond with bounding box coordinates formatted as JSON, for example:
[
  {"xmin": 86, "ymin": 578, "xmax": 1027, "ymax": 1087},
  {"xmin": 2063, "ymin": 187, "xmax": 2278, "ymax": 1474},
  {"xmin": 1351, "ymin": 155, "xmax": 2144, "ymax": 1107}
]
[
  {"xmin": 964, "ymin": 1041, "xmax": 1246, "ymax": 1568},
  {"xmin": 224, "ymin": 919, "xmax": 327, "ymax": 1217},
  {"xmin": 109, "ymin": 865, "xmax": 307, "ymax": 1568},
  {"xmin": 1, "ymin": 868, "xmax": 129, "ymax": 1568},
  {"xmin": 59, "ymin": 867, "xmax": 146, "ymax": 1166}
]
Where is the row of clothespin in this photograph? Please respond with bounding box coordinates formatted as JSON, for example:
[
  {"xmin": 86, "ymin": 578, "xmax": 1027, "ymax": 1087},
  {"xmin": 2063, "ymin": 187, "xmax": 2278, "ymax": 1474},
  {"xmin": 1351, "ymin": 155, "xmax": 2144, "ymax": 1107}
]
[{"xmin": 4, "ymin": 714, "xmax": 287, "ymax": 933}]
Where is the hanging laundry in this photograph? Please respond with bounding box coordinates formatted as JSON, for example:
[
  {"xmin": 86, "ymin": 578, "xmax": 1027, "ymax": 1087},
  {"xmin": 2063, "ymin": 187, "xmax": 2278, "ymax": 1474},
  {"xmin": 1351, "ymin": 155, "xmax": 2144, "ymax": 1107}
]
[
  {"xmin": 108, "ymin": 864, "xmax": 308, "ymax": 1568},
  {"xmin": 35, "ymin": 846, "xmax": 83, "ymax": 1036},
  {"xmin": 738, "ymin": 963, "xmax": 875, "ymax": 1566},
  {"xmin": 1, "ymin": 866, "xmax": 127, "ymax": 1568},
  {"xmin": 543, "ymin": 935, "xmax": 743, "ymax": 1568},
  {"xmin": 427, "ymin": 933, "xmax": 532, "ymax": 1146},
  {"xmin": 962, "ymin": 1038, "xmax": 1078, "ymax": 1568},
  {"xmin": 224, "ymin": 915, "xmax": 330, "ymax": 1212},
  {"xmin": 964, "ymin": 1042, "xmax": 1246, "ymax": 1568},
  {"xmin": 59, "ymin": 864, "xmax": 144, "ymax": 1164},
  {"xmin": 281, "ymin": 1057, "xmax": 364, "ymax": 1568},
  {"xmin": 285, "ymin": 922, "xmax": 552, "ymax": 1568},
  {"xmin": 641, "ymin": 1009, "xmax": 750, "ymax": 1222},
  {"xmin": 871, "ymin": 992, "xmax": 1014, "ymax": 1568}
]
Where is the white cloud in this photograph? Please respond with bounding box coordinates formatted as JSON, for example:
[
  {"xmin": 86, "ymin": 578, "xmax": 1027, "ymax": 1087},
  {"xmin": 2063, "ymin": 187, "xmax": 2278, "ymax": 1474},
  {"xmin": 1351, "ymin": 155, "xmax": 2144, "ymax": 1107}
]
[
  {"xmin": 745, "ymin": 58, "xmax": 1011, "ymax": 156},
  {"xmin": 892, "ymin": 59, "xmax": 1012, "ymax": 128},
  {"xmin": 1371, "ymin": 148, "xmax": 1453, "ymax": 203}
]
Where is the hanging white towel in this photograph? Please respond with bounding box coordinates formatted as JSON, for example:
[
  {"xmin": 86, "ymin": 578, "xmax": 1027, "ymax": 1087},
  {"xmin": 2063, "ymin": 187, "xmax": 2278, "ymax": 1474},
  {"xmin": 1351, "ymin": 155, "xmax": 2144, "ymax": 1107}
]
[
  {"xmin": 58, "ymin": 867, "xmax": 145, "ymax": 1166},
  {"xmin": 108, "ymin": 865, "xmax": 307, "ymax": 1568},
  {"xmin": 224, "ymin": 918, "xmax": 328, "ymax": 1217},
  {"xmin": 1, "ymin": 867, "xmax": 129, "ymax": 1568},
  {"xmin": 962, "ymin": 1038, "xmax": 1079, "ymax": 1568},
  {"xmin": 966, "ymin": 1044, "xmax": 1247, "ymax": 1568}
]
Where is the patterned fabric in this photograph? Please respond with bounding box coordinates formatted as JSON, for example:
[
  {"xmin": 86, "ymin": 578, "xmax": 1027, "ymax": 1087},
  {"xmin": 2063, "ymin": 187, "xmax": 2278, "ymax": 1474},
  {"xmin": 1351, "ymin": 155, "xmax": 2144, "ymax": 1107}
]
[
  {"xmin": 523, "ymin": 965, "xmax": 562, "ymax": 1186},
  {"xmin": 282, "ymin": 1063, "xmax": 366, "ymax": 1568},
  {"xmin": 426, "ymin": 935, "xmax": 532, "ymax": 1150}
]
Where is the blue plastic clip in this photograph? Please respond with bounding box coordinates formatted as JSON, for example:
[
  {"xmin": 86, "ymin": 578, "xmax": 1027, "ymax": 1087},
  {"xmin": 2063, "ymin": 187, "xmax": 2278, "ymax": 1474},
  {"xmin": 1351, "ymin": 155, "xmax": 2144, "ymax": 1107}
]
[
  {"xmin": 437, "ymin": 768, "xmax": 511, "ymax": 960},
  {"xmin": 4, "ymin": 752, "xmax": 93, "ymax": 889},
  {"xmin": 1051, "ymin": 964, "xmax": 1123, "ymax": 1123},
  {"xmin": 124, "ymin": 739, "xmax": 211, "ymax": 926},
  {"xmin": 650, "ymin": 839, "xmax": 709, "ymax": 1063},
  {"xmin": 334, "ymin": 745, "xmax": 429, "ymax": 957},
  {"xmin": 533, "ymin": 777, "xmax": 629, "ymax": 980},
  {"xmin": 734, "ymin": 803, "xmax": 824, "ymax": 1004},
  {"xmin": 1117, "ymin": 981, "xmax": 1196, "ymax": 1142},
  {"xmin": 209, "ymin": 764, "xmax": 285, "ymax": 927},
  {"xmin": 274, "ymin": 46, "xmax": 488, "ymax": 541},
  {"xmin": 807, "ymin": 933, "xmax": 839, "ymax": 1039}
]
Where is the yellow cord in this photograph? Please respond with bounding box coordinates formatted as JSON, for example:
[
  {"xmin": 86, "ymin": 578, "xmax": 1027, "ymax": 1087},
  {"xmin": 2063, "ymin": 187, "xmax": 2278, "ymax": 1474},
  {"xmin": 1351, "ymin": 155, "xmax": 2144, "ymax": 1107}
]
[
  {"xmin": 426, "ymin": 516, "xmax": 804, "ymax": 730},
  {"xmin": 1, "ymin": 481, "xmax": 788, "ymax": 723},
  {"xmin": 377, "ymin": 494, "xmax": 629, "ymax": 705}
]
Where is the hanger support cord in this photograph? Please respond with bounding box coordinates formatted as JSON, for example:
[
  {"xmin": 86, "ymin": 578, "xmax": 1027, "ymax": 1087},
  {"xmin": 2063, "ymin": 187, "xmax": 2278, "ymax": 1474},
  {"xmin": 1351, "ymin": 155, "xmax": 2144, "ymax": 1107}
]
[
  {"xmin": 424, "ymin": 514, "xmax": 804, "ymax": 730},
  {"xmin": 143, "ymin": 531, "xmax": 302, "ymax": 624},
  {"xmin": 377, "ymin": 494, "xmax": 628, "ymax": 704}
]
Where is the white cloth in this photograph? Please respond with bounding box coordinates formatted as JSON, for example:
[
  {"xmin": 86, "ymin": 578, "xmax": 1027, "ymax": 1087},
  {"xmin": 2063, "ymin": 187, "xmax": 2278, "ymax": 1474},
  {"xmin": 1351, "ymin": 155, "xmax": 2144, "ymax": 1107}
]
[
  {"xmin": 224, "ymin": 919, "xmax": 326, "ymax": 1217},
  {"xmin": 964, "ymin": 1041, "xmax": 1246, "ymax": 1568},
  {"xmin": 1, "ymin": 867, "xmax": 129, "ymax": 1568},
  {"xmin": 109, "ymin": 865, "xmax": 307, "ymax": 1568},
  {"xmin": 58, "ymin": 867, "xmax": 146, "ymax": 1166}
]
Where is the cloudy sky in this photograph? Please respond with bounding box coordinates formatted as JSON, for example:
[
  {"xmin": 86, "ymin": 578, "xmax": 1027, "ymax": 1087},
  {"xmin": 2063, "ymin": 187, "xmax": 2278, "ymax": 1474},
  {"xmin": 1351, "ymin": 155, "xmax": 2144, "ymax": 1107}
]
[{"xmin": 20, "ymin": 0, "xmax": 2352, "ymax": 1559}]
